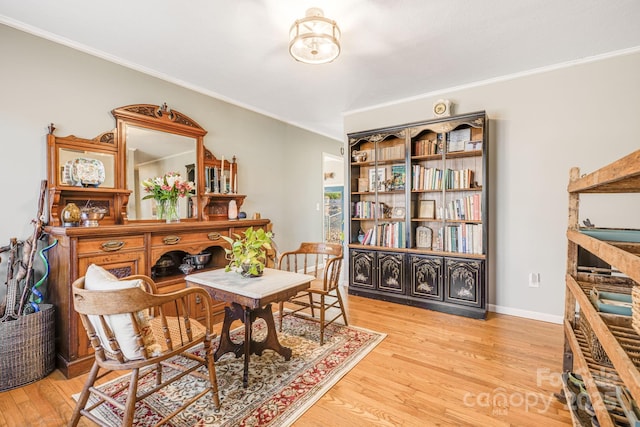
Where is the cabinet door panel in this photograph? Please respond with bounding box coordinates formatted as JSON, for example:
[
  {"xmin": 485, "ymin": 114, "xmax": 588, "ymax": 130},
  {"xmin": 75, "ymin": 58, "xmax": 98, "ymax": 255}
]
[
  {"xmin": 350, "ymin": 249, "xmax": 375, "ymax": 289},
  {"xmin": 409, "ymin": 254, "xmax": 443, "ymax": 300},
  {"xmin": 444, "ymin": 258, "xmax": 483, "ymax": 307},
  {"xmin": 377, "ymin": 252, "xmax": 404, "ymax": 294},
  {"xmin": 77, "ymin": 253, "xmax": 145, "ymax": 279}
]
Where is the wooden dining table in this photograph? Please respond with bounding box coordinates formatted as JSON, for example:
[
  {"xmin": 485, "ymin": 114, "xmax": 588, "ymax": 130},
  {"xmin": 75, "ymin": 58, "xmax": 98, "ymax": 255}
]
[{"xmin": 185, "ymin": 267, "xmax": 315, "ymax": 387}]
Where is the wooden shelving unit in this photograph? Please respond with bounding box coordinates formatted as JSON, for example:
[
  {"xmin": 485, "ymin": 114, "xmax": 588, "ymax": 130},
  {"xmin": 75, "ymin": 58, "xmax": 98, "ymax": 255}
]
[
  {"xmin": 347, "ymin": 111, "xmax": 488, "ymax": 319},
  {"xmin": 563, "ymin": 149, "xmax": 640, "ymax": 426}
]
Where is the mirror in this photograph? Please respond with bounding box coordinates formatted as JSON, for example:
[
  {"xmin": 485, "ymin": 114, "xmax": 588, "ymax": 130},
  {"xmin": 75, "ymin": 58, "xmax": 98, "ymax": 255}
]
[
  {"xmin": 125, "ymin": 125, "xmax": 197, "ymax": 220},
  {"xmin": 113, "ymin": 103, "xmax": 208, "ymax": 222},
  {"xmin": 57, "ymin": 147, "xmax": 116, "ymax": 188}
]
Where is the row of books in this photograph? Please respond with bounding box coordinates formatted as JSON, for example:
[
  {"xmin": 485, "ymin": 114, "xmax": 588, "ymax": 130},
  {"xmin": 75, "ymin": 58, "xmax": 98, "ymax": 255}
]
[
  {"xmin": 360, "ymin": 222, "xmax": 406, "ymax": 248},
  {"xmin": 355, "ymin": 144, "xmax": 406, "ymax": 162},
  {"xmin": 444, "ymin": 168, "xmax": 474, "ymax": 189},
  {"xmin": 445, "ymin": 194, "xmax": 482, "ymax": 221},
  {"xmin": 352, "ymin": 201, "xmax": 386, "ymax": 219},
  {"xmin": 413, "ymin": 139, "xmax": 439, "ymax": 156},
  {"xmin": 439, "ymin": 223, "xmax": 483, "ymax": 254},
  {"xmin": 411, "ymin": 166, "xmax": 475, "ymax": 190},
  {"xmin": 356, "ymin": 222, "xmax": 483, "ymax": 254},
  {"xmin": 377, "ymin": 144, "xmax": 405, "ymax": 161}
]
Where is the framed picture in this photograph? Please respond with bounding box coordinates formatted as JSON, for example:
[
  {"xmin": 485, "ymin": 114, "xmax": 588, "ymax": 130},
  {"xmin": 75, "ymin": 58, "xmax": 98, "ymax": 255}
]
[
  {"xmin": 465, "ymin": 140, "xmax": 483, "ymax": 152},
  {"xmin": 418, "ymin": 200, "xmax": 436, "ymax": 219},
  {"xmin": 392, "ymin": 206, "xmax": 406, "ymax": 218},
  {"xmin": 416, "ymin": 226, "xmax": 432, "ymax": 249},
  {"xmin": 368, "ymin": 168, "xmax": 386, "ymax": 192},
  {"xmin": 358, "ymin": 178, "xmax": 369, "ymax": 192},
  {"xmin": 447, "ymin": 128, "xmax": 471, "ymax": 153}
]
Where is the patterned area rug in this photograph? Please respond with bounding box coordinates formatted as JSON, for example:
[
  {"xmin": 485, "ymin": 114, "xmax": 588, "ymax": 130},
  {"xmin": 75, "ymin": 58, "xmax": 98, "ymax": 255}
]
[{"xmin": 75, "ymin": 315, "xmax": 385, "ymax": 426}]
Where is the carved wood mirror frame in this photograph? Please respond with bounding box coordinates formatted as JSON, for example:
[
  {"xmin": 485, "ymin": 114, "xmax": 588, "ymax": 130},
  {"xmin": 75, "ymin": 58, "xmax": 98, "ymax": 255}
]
[
  {"xmin": 112, "ymin": 103, "xmax": 207, "ymax": 222},
  {"xmin": 47, "ymin": 103, "xmax": 244, "ymax": 226}
]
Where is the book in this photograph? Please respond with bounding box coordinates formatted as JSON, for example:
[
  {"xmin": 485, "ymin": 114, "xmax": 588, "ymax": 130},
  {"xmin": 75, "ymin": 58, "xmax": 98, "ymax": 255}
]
[
  {"xmin": 391, "ymin": 164, "xmax": 406, "ymax": 190},
  {"xmin": 418, "ymin": 200, "xmax": 436, "ymax": 219},
  {"xmin": 368, "ymin": 168, "xmax": 386, "ymax": 192}
]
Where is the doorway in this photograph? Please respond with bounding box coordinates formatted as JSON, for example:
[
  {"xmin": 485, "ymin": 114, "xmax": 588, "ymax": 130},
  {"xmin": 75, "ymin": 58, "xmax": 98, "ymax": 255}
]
[{"xmin": 322, "ymin": 153, "xmax": 344, "ymax": 244}]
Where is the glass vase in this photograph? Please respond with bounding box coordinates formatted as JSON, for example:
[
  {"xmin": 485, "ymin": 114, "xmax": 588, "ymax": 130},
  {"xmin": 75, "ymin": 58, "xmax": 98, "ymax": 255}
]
[
  {"xmin": 165, "ymin": 198, "xmax": 180, "ymax": 223},
  {"xmin": 156, "ymin": 199, "xmax": 166, "ymax": 220}
]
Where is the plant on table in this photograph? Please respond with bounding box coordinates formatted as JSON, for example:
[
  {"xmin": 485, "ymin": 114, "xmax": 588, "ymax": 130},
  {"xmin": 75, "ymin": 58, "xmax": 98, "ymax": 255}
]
[{"xmin": 221, "ymin": 227, "xmax": 273, "ymax": 277}]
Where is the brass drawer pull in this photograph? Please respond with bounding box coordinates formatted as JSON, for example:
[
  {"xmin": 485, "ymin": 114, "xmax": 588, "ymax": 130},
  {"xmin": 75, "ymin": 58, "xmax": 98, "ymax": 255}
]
[
  {"xmin": 207, "ymin": 232, "xmax": 221, "ymax": 241},
  {"xmin": 101, "ymin": 240, "xmax": 125, "ymax": 252},
  {"xmin": 163, "ymin": 235, "xmax": 181, "ymax": 245}
]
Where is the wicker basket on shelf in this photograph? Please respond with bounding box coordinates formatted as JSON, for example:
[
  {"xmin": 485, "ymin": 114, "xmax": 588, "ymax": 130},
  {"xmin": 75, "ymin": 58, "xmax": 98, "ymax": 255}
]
[
  {"xmin": 578, "ymin": 310, "xmax": 640, "ymax": 368},
  {"xmin": 0, "ymin": 304, "xmax": 55, "ymax": 392}
]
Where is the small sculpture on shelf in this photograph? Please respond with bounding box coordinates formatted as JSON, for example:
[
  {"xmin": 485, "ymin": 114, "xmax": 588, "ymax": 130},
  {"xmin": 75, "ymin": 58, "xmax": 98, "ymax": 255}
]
[
  {"xmin": 178, "ymin": 263, "xmax": 195, "ymax": 275},
  {"xmin": 352, "ymin": 150, "xmax": 367, "ymax": 162}
]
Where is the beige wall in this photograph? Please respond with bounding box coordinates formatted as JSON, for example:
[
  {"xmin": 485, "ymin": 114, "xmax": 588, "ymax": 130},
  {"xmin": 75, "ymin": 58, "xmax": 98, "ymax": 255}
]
[
  {"xmin": 4, "ymin": 21, "xmax": 640, "ymax": 321},
  {"xmin": 344, "ymin": 50, "xmax": 640, "ymax": 322},
  {"xmin": 0, "ymin": 24, "xmax": 341, "ymax": 263}
]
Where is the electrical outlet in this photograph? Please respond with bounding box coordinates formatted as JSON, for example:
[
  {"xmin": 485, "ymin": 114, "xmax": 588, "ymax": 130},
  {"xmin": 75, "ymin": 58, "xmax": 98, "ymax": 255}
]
[{"xmin": 529, "ymin": 273, "xmax": 540, "ymax": 288}]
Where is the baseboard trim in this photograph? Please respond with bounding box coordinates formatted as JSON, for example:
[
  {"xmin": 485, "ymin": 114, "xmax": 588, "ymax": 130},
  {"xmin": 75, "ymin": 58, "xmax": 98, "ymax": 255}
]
[
  {"xmin": 341, "ymin": 282, "xmax": 563, "ymax": 324},
  {"xmin": 488, "ymin": 304, "xmax": 563, "ymax": 324}
]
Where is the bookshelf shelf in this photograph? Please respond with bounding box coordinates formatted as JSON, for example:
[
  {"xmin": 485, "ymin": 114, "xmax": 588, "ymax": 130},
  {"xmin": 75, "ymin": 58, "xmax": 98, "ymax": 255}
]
[{"xmin": 348, "ymin": 111, "xmax": 488, "ymax": 319}]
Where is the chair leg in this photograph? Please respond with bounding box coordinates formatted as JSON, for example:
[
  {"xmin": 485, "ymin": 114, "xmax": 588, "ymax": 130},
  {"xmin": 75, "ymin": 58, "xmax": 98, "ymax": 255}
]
[
  {"xmin": 68, "ymin": 361, "xmax": 101, "ymax": 427},
  {"xmin": 204, "ymin": 336, "xmax": 221, "ymax": 410},
  {"xmin": 308, "ymin": 292, "xmax": 315, "ymax": 318},
  {"xmin": 278, "ymin": 301, "xmax": 284, "ymax": 332},
  {"xmin": 156, "ymin": 361, "xmax": 162, "ymax": 387},
  {"xmin": 319, "ymin": 294, "xmax": 326, "ymax": 345},
  {"xmin": 122, "ymin": 368, "xmax": 140, "ymax": 427},
  {"xmin": 336, "ymin": 287, "xmax": 348, "ymax": 326}
]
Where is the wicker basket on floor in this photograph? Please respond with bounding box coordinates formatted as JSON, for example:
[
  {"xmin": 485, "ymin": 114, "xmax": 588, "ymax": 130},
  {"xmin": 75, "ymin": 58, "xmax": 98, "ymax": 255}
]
[{"xmin": 0, "ymin": 304, "xmax": 55, "ymax": 391}]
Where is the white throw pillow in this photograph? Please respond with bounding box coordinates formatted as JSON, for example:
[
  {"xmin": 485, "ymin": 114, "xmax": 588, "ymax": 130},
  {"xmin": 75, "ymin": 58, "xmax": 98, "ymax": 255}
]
[{"xmin": 84, "ymin": 264, "xmax": 160, "ymax": 360}]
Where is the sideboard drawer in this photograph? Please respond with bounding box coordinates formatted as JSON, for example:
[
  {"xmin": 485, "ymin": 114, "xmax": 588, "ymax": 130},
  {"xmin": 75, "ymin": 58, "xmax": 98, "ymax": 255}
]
[
  {"xmin": 77, "ymin": 235, "xmax": 145, "ymax": 255},
  {"xmin": 150, "ymin": 229, "xmax": 229, "ymax": 248}
]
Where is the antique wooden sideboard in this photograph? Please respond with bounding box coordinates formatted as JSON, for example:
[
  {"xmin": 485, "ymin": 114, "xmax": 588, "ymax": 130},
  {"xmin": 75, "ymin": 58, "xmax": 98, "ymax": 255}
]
[
  {"xmin": 44, "ymin": 104, "xmax": 272, "ymax": 378},
  {"xmin": 46, "ymin": 219, "xmax": 270, "ymax": 378}
]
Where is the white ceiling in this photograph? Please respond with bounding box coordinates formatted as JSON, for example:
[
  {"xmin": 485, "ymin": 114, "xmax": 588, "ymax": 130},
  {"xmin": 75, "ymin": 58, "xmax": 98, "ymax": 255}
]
[{"xmin": 2, "ymin": 0, "xmax": 640, "ymax": 141}]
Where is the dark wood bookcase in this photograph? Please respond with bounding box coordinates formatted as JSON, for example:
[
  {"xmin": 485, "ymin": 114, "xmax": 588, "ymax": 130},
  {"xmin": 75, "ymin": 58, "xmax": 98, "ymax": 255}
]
[{"xmin": 347, "ymin": 111, "xmax": 488, "ymax": 319}]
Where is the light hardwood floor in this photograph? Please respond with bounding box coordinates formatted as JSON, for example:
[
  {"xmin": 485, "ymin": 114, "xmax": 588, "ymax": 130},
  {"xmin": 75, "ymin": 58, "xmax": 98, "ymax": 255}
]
[{"xmin": 0, "ymin": 291, "xmax": 572, "ymax": 426}]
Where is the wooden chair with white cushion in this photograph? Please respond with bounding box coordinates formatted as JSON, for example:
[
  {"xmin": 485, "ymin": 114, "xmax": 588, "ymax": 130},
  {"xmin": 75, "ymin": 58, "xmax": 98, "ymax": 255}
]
[
  {"xmin": 69, "ymin": 264, "xmax": 220, "ymax": 427},
  {"xmin": 277, "ymin": 242, "xmax": 347, "ymax": 345}
]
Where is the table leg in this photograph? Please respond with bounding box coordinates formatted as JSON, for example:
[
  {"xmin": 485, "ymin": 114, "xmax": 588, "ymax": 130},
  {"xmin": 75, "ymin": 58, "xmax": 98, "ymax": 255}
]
[
  {"xmin": 243, "ymin": 305, "xmax": 251, "ymax": 388},
  {"xmin": 213, "ymin": 302, "xmax": 292, "ymax": 388},
  {"xmin": 213, "ymin": 303, "xmax": 245, "ymax": 361},
  {"xmin": 250, "ymin": 303, "xmax": 292, "ymax": 361}
]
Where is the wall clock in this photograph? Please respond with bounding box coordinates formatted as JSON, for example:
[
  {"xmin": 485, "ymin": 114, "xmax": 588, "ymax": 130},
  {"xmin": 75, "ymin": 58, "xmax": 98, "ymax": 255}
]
[{"xmin": 433, "ymin": 99, "xmax": 452, "ymax": 118}]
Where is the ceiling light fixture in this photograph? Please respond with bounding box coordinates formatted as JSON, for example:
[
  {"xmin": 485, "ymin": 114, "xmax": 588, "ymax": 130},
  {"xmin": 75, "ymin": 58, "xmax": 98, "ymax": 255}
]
[{"xmin": 289, "ymin": 7, "xmax": 341, "ymax": 64}]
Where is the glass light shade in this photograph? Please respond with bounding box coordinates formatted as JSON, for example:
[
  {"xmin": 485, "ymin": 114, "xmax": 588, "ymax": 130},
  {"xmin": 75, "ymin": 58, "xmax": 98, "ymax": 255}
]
[{"xmin": 289, "ymin": 8, "xmax": 341, "ymax": 64}]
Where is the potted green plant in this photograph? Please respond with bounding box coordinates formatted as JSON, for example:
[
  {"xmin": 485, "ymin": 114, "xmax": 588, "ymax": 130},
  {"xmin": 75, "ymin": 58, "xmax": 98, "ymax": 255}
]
[{"xmin": 221, "ymin": 227, "xmax": 273, "ymax": 277}]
